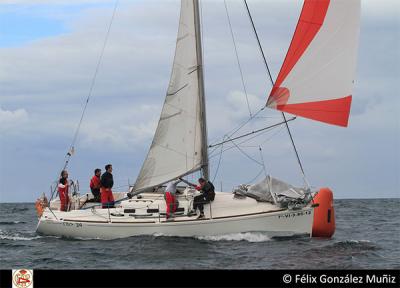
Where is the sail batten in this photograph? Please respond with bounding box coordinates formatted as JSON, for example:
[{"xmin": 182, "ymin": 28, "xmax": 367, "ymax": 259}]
[
  {"xmin": 267, "ymin": 0, "xmax": 361, "ymax": 127},
  {"xmin": 134, "ymin": 0, "xmax": 206, "ymax": 191}
]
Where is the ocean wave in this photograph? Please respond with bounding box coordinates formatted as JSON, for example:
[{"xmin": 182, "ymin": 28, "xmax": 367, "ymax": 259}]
[
  {"xmin": 332, "ymin": 239, "xmax": 379, "ymax": 250},
  {"xmin": 11, "ymin": 207, "xmax": 29, "ymax": 212},
  {"xmin": 0, "ymin": 230, "xmax": 41, "ymax": 241},
  {"xmin": 196, "ymin": 232, "xmax": 272, "ymax": 242},
  {"xmin": 0, "ymin": 221, "xmax": 26, "ymax": 225},
  {"xmin": 1, "ymin": 242, "xmax": 28, "ymax": 248}
]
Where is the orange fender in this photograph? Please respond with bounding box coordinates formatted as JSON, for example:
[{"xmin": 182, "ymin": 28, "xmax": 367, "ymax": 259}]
[{"xmin": 312, "ymin": 188, "xmax": 335, "ymax": 238}]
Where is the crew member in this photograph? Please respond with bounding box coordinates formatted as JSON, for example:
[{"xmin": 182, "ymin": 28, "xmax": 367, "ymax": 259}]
[
  {"xmin": 164, "ymin": 179, "xmax": 181, "ymax": 220},
  {"xmin": 100, "ymin": 164, "xmax": 115, "ymax": 208},
  {"xmin": 89, "ymin": 168, "xmax": 101, "ymax": 202},
  {"xmin": 58, "ymin": 170, "xmax": 70, "ymax": 211},
  {"xmin": 180, "ymin": 178, "xmax": 215, "ymax": 219}
]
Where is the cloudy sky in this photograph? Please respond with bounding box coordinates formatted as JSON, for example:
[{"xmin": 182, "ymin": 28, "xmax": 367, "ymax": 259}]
[{"xmin": 0, "ymin": 0, "xmax": 399, "ymax": 202}]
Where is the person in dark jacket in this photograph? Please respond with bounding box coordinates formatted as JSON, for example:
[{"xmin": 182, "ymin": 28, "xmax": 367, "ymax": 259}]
[
  {"xmin": 180, "ymin": 177, "xmax": 215, "ymax": 219},
  {"xmin": 89, "ymin": 168, "xmax": 101, "ymax": 202},
  {"xmin": 100, "ymin": 164, "xmax": 115, "ymax": 208}
]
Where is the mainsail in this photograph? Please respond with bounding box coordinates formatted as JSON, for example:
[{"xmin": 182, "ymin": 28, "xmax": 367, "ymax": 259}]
[
  {"xmin": 267, "ymin": 0, "xmax": 361, "ymax": 127},
  {"xmin": 134, "ymin": 0, "xmax": 207, "ymax": 191}
]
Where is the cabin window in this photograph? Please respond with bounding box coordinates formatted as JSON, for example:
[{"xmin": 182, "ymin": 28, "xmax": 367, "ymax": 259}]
[
  {"xmin": 124, "ymin": 209, "xmax": 136, "ymax": 213},
  {"xmin": 147, "ymin": 208, "xmax": 159, "ymax": 213}
]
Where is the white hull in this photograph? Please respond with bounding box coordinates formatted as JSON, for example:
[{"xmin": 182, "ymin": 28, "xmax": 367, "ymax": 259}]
[{"xmin": 36, "ymin": 191, "xmax": 314, "ymax": 239}]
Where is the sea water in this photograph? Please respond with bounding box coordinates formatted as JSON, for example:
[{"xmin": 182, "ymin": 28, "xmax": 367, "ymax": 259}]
[{"xmin": 0, "ymin": 199, "xmax": 399, "ymax": 269}]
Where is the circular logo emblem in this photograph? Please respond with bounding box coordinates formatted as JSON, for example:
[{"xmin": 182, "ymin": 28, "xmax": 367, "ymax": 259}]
[{"xmin": 12, "ymin": 269, "xmax": 33, "ymax": 288}]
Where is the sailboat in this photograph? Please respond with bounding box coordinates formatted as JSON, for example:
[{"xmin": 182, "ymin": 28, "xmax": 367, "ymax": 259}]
[{"xmin": 36, "ymin": 0, "xmax": 361, "ymax": 239}]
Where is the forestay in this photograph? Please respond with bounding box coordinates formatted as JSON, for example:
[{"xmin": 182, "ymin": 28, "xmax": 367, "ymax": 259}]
[
  {"xmin": 267, "ymin": 0, "xmax": 361, "ymax": 127},
  {"xmin": 134, "ymin": 0, "xmax": 206, "ymax": 191}
]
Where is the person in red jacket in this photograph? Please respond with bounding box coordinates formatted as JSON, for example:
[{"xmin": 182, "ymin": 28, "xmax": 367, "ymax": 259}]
[
  {"xmin": 58, "ymin": 170, "xmax": 70, "ymax": 211},
  {"xmin": 89, "ymin": 168, "xmax": 101, "ymax": 202}
]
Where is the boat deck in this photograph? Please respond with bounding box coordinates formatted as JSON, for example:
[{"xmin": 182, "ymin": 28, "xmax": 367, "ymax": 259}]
[{"xmin": 44, "ymin": 190, "xmax": 286, "ymax": 223}]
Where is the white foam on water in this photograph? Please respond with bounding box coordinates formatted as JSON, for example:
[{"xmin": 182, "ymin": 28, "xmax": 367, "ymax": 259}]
[
  {"xmin": 0, "ymin": 229, "xmax": 41, "ymax": 241},
  {"xmin": 348, "ymin": 239, "xmax": 371, "ymax": 244},
  {"xmin": 197, "ymin": 232, "xmax": 272, "ymax": 242},
  {"xmin": 152, "ymin": 232, "xmax": 271, "ymax": 242}
]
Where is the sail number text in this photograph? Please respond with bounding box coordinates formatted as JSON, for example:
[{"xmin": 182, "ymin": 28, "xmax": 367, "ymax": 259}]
[
  {"xmin": 278, "ymin": 210, "xmax": 311, "ymax": 219},
  {"xmin": 63, "ymin": 222, "xmax": 83, "ymax": 228}
]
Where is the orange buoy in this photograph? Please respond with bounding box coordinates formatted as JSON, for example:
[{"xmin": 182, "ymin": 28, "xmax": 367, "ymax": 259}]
[{"xmin": 312, "ymin": 188, "xmax": 336, "ymax": 238}]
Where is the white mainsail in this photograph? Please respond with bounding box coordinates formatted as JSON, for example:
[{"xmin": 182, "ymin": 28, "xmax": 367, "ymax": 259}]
[{"xmin": 134, "ymin": 0, "xmax": 207, "ymax": 191}]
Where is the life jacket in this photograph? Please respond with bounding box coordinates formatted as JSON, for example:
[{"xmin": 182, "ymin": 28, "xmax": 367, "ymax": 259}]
[
  {"xmin": 58, "ymin": 178, "xmax": 69, "ymax": 197},
  {"xmin": 90, "ymin": 175, "xmax": 101, "ymax": 190}
]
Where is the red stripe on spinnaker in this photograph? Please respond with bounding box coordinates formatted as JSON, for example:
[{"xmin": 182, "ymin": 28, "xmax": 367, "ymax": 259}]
[
  {"xmin": 267, "ymin": 0, "xmax": 330, "ymax": 106},
  {"xmin": 277, "ymin": 95, "xmax": 352, "ymax": 127}
]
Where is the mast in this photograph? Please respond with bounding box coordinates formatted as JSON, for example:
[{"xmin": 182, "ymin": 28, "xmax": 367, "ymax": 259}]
[{"xmin": 193, "ymin": 0, "xmax": 209, "ymax": 180}]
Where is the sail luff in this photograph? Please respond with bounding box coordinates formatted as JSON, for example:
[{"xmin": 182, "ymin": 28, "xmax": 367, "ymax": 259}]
[{"xmin": 193, "ymin": 0, "xmax": 209, "ymax": 180}]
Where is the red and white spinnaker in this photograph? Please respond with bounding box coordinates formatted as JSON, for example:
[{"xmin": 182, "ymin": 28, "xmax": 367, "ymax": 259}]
[{"xmin": 267, "ymin": 0, "xmax": 361, "ymax": 127}]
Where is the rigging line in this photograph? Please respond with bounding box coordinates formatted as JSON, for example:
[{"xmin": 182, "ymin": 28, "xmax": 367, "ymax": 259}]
[
  {"xmin": 208, "ymin": 145, "xmax": 221, "ymax": 156},
  {"xmin": 227, "ymin": 106, "xmax": 264, "ymax": 136},
  {"xmin": 243, "ymin": 0, "xmax": 309, "ymax": 189},
  {"xmin": 208, "ymin": 123, "xmax": 279, "ymax": 159},
  {"xmin": 245, "ymin": 167, "xmax": 264, "ymax": 185},
  {"xmin": 209, "ymin": 118, "xmax": 285, "ymax": 160},
  {"xmin": 64, "ymin": 0, "xmax": 119, "ymax": 169},
  {"xmin": 220, "ymin": 124, "xmax": 285, "ymax": 155},
  {"xmin": 260, "ymin": 125, "xmax": 285, "ymax": 145},
  {"xmin": 282, "ymin": 112, "xmax": 309, "ymax": 188},
  {"xmin": 209, "ymin": 105, "xmax": 266, "ymax": 146},
  {"xmin": 223, "ymin": 0, "xmax": 252, "ymax": 118},
  {"xmin": 206, "ymin": 105, "xmax": 263, "ymax": 149},
  {"xmin": 228, "ymin": 137, "xmax": 263, "ymax": 166},
  {"xmin": 252, "ymin": 116, "xmax": 281, "ymax": 119},
  {"xmin": 258, "ymin": 146, "xmax": 268, "ymax": 178},
  {"xmin": 212, "ymin": 135, "xmax": 225, "ymax": 183},
  {"xmin": 208, "ymin": 117, "xmax": 295, "ymax": 148},
  {"xmin": 243, "ymin": 0, "xmax": 274, "ymax": 85}
]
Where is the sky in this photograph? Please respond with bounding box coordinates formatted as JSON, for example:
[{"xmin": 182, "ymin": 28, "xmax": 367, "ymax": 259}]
[{"xmin": 0, "ymin": 0, "xmax": 399, "ymax": 202}]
